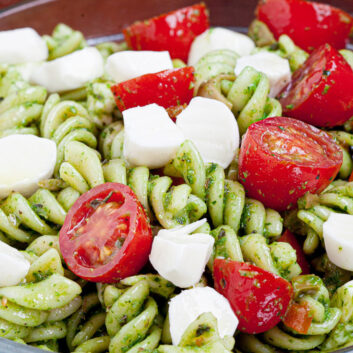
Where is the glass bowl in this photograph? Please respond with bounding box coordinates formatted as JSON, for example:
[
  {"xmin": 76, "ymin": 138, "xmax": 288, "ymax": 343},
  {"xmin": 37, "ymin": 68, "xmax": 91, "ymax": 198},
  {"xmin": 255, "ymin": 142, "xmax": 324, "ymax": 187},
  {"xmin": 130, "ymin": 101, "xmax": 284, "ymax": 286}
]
[{"xmin": 0, "ymin": 0, "xmax": 352, "ymax": 352}]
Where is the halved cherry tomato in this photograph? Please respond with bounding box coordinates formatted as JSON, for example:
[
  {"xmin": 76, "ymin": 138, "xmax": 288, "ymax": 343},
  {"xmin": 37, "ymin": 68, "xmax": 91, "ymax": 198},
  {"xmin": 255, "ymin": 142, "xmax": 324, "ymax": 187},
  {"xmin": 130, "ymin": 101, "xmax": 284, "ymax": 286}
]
[
  {"xmin": 59, "ymin": 183, "xmax": 153, "ymax": 283},
  {"xmin": 214, "ymin": 259, "xmax": 293, "ymax": 334},
  {"xmin": 280, "ymin": 44, "xmax": 353, "ymax": 127},
  {"xmin": 238, "ymin": 117, "xmax": 342, "ymax": 211},
  {"xmin": 278, "ymin": 230, "xmax": 310, "ymax": 274},
  {"xmin": 166, "ymin": 103, "xmax": 187, "ymax": 122},
  {"xmin": 123, "ymin": 3, "xmax": 209, "ymax": 62},
  {"xmin": 256, "ymin": 0, "xmax": 353, "ymax": 52},
  {"xmin": 111, "ymin": 67, "xmax": 195, "ymax": 112},
  {"xmin": 283, "ymin": 302, "xmax": 312, "ymax": 334}
]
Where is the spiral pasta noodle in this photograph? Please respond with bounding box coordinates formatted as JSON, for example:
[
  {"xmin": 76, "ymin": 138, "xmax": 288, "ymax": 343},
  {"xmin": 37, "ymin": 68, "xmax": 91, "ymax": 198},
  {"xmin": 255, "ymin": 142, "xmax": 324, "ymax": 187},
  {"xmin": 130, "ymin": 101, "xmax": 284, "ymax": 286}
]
[
  {"xmin": 0, "ymin": 246, "xmax": 82, "ymax": 349},
  {"xmin": 105, "ymin": 280, "xmax": 160, "ymax": 353},
  {"xmin": 165, "ymin": 140, "xmax": 283, "ymax": 235},
  {"xmin": 194, "ymin": 49, "xmax": 238, "ymax": 91},
  {"xmin": 240, "ymin": 233, "xmax": 301, "ymax": 280},
  {"xmin": 43, "ymin": 24, "xmax": 86, "ymax": 61},
  {"xmin": 0, "ymin": 65, "xmax": 47, "ymax": 137},
  {"xmin": 197, "ymin": 68, "xmax": 282, "ymax": 134},
  {"xmin": 287, "ymin": 180, "xmax": 353, "ymax": 254}
]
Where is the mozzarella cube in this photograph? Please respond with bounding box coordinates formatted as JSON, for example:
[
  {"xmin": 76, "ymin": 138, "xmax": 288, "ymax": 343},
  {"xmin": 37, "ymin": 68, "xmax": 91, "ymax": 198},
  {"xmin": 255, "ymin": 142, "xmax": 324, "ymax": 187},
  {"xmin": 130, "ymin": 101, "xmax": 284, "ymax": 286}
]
[
  {"xmin": 234, "ymin": 52, "xmax": 291, "ymax": 97},
  {"xmin": 123, "ymin": 104, "xmax": 185, "ymax": 168},
  {"xmin": 150, "ymin": 219, "xmax": 213, "ymax": 288},
  {"xmin": 0, "ymin": 28, "xmax": 48, "ymax": 64},
  {"xmin": 188, "ymin": 28, "xmax": 255, "ymax": 66},
  {"xmin": 0, "ymin": 240, "xmax": 30, "ymax": 287},
  {"xmin": 0, "ymin": 135, "xmax": 57, "ymax": 199},
  {"xmin": 169, "ymin": 287, "xmax": 238, "ymax": 345},
  {"xmin": 106, "ymin": 51, "xmax": 173, "ymax": 83},
  {"xmin": 176, "ymin": 97, "xmax": 239, "ymax": 168},
  {"xmin": 324, "ymin": 213, "xmax": 353, "ymax": 271},
  {"xmin": 31, "ymin": 47, "xmax": 104, "ymax": 92}
]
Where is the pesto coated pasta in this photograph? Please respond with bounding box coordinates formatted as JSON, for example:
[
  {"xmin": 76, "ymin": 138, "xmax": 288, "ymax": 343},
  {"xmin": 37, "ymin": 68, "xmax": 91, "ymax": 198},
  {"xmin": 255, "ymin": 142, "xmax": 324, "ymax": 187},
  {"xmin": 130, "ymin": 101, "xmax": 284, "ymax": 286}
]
[{"xmin": 0, "ymin": 3, "xmax": 353, "ymax": 353}]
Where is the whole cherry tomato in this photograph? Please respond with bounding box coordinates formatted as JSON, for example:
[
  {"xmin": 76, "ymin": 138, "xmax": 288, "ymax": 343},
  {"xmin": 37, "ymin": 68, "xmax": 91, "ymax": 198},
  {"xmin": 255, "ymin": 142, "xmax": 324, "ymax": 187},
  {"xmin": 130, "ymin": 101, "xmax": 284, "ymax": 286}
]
[
  {"xmin": 278, "ymin": 230, "xmax": 310, "ymax": 275},
  {"xmin": 214, "ymin": 259, "xmax": 293, "ymax": 334},
  {"xmin": 111, "ymin": 67, "xmax": 195, "ymax": 111},
  {"xmin": 238, "ymin": 117, "xmax": 342, "ymax": 211},
  {"xmin": 280, "ymin": 44, "xmax": 353, "ymax": 127},
  {"xmin": 59, "ymin": 183, "xmax": 153, "ymax": 283},
  {"xmin": 256, "ymin": 0, "xmax": 353, "ymax": 52},
  {"xmin": 123, "ymin": 3, "xmax": 209, "ymax": 62}
]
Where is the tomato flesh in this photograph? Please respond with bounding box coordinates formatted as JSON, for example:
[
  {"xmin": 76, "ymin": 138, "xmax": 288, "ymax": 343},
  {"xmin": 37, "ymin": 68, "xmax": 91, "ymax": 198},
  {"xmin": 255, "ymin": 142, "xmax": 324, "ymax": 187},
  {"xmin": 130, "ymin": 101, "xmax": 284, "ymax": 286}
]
[
  {"xmin": 256, "ymin": 0, "xmax": 353, "ymax": 52},
  {"xmin": 238, "ymin": 117, "xmax": 342, "ymax": 211},
  {"xmin": 278, "ymin": 230, "xmax": 310, "ymax": 275},
  {"xmin": 214, "ymin": 259, "xmax": 293, "ymax": 334},
  {"xmin": 280, "ymin": 44, "xmax": 353, "ymax": 127},
  {"xmin": 283, "ymin": 302, "xmax": 312, "ymax": 334},
  {"xmin": 111, "ymin": 67, "xmax": 195, "ymax": 112},
  {"xmin": 123, "ymin": 3, "xmax": 209, "ymax": 62},
  {"xmin": 59, "ymin": 183, "xmax": 153, "ymax": 283}
]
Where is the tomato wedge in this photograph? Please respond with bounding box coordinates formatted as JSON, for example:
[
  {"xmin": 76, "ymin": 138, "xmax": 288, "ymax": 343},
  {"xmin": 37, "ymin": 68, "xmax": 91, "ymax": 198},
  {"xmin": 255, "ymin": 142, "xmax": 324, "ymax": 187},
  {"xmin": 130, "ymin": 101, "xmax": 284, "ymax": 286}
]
[
  {"xmin": 256, "ymin": 0, "xmax": 353, "ymax": 52},
  {"xmin": 111, "ymin": 67, "xmax": 195, "ymax": 112},
  {"xmin": 59, "ymin": 183, "xmax": 153, "ymax": 283},
  {"xmin": 214, "ymin": 259, "xmax": 293, "ymax": 334},
  {"xmin": 123, "ymin": 3, "xmax": 209, "ymax": 62},
  {"xmin": 238, "ymin": 117, "xmax": 342, "ymax": 211},
  {"xmin": 283, "ymin": 302, "xmax": 312, "ymax": 334},
  {"xmin": 278, "ymin": 230, "xmax": 310, "ymax": 275},
  {"xmin": 280, "ymin": 44, "xmax": 353, "ymax": 127}
]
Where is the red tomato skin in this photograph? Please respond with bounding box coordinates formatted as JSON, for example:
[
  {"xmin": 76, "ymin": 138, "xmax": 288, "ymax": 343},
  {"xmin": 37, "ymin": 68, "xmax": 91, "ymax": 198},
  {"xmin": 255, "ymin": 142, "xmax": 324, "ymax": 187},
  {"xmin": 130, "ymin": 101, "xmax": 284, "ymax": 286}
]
[
  {"xmin": 238, "ymin": 117, "xmax": 342, "ymax": 211},
  {"xmin": 349, "ymin": 170, "xmax": 353, "ymax": 182},
  {"xmin": 278, "ymin": 230, "xmax": 310, "ymax": 275},
  {"xmin": 256, "ymin": 0, "xmax": 353, "ymax": 52},
  {"xmin": 280, "ymin": 44, "xmax": 353, "ymax": 127},
  {"xmin": 283, "ymin": 302, "xmax": 312, "ymax": 334},
  {"xmin": 59, "ymin": 183, "xmax": 153, "ymax": 283},
  {"xmin": 111, "ymin": 67, "xmax": 195, "ymax": 112},
  {"xmin": 123, "ymin": 3, "xmax": 209, "ymax": 62},
  {"xmin": 214, "ymin": 259, "xmax": 293, "ymax": 334}
]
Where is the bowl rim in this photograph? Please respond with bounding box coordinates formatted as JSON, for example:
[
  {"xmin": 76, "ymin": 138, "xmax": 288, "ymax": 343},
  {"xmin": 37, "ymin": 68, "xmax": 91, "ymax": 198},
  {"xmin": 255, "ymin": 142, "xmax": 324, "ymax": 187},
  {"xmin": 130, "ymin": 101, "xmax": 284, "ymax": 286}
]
[{"xmin": 0, "ymin": 1, "xmax": 352, "ymax": 353}]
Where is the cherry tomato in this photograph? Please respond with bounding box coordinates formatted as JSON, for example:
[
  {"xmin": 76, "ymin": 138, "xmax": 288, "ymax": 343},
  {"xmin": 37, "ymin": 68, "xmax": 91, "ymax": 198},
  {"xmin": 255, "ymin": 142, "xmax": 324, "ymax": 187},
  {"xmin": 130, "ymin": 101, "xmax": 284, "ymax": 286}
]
[
  {"xmin": 283, "ymin": 302, "xmax": 312, "ymax": 334},
  {"xmin": 214, "ymin": 259, "xmax": 293, "ymax": 334},
  {"xmin": 111, "ymin": 67, "xmax": 195, "ymax": 112},
  {"xmin": 238, "ymin": 117, "xmax": 342, "ymax": 211},
  {"xmin": 59, "ymin": 183, "xmax": 153, "ymax": 283},
  {"xmin": 349, "ymin": 170, "xmax": 353, "ymax": 182},
  {"xmin": 123, "ymin": 3, "xmax": 209, "ymax": 62},
  {"xmin": 256, "ymin": 0, "xmax": 353, "ymax": 52},
  {"xmin": 278, "ymin": 230, "xmax": 310, "ymax": 275},
  {"xmin": 166, "ymin": 103, "xmax": 187, "ymax": 122},
  {"xmin": 280, "ymin": 44, "xmax": 353, "ymax": 127}
]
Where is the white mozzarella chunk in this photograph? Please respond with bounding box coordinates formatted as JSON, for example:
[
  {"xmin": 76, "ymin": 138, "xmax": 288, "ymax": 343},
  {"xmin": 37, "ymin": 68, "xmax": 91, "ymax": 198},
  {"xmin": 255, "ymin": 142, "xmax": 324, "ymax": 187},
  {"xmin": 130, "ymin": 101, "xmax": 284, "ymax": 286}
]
[
  {"xmin": 0, "ymin": 135, "xmax": 57, "ymax": 199},
  {"xmin": 323, "ymin": 213, "xmax": 353, "ymax": 271},
  {"xmin": 31, "ymin": 47, "xmax": 104, "ymax": 92},
  {"xmin": 149, "ymin": 220, "xmax": 213, "ymax": 288},
  {"xmin": 16, "ymin": 62, "xmax": 42, "ymax": 81},
  {"xmin": 234, "ymin": 52, "xmax": 291, "ymax": 97},
  {"xmin": 0, "ymin": 28, "xmax": 48, "ymax": 64},
  {"xmin": 169, "ymin": 287, "xmax": 238, "ymax": 345},
  {"xmin": 176, "ymin": 97, "xmax": 239, "ymax": 168},
  {"xmin": 106, "ymin": 51, "xmax": 173, "ymax": 83},
  {"xmin": 123, "ymin": 103, "xmax": 185, "ymax": 168},
  {"xmin": 188, "ymin": 27, "xmax": 255, "ymax": 66},
  {"xmin": 0, "ymin": 240, "xmax": 30, "ymax": 287}
]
